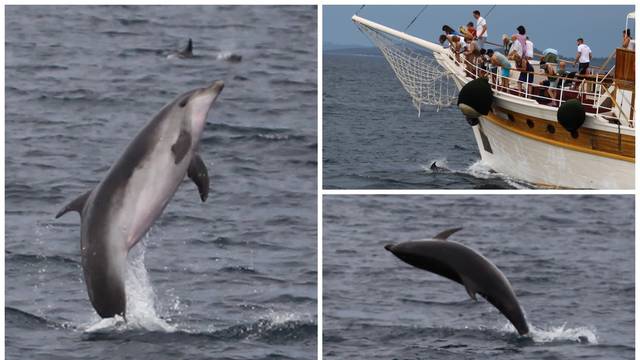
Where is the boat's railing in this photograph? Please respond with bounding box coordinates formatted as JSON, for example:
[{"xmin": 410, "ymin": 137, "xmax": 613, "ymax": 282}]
[{"xmin": 448, "ymin": 50, "xmax": 634, "ymax": 127}]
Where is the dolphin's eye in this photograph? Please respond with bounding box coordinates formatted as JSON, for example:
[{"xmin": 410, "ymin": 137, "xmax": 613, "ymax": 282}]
[{"xmin": 179, "ymin": 98, "xmax": 189, "ymax": 108}]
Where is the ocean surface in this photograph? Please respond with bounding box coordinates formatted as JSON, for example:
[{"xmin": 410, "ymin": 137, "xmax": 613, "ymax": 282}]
[
  {"xmin": 323, "ymin": 195, "xmax": 634, "ymax": 359},
  {"xmin": 6, "ymin": 6, "xmax": 317, "ymax": 360},
  {"xmin": 323, "ymin": 51, "xmax": 525, "ymax": 189}
]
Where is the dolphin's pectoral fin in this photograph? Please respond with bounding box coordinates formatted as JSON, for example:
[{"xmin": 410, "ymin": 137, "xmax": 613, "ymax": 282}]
[
  {"xmin": 465, "ymin": 284, "xmax": 478, "ymax": 301},
  {"xmin": 55, "ymin": 190, "xmax": 91, "ymax": 218},
  {"xmin": 188, "ymin": 154, "xmax": 209, "ymax": 202},
  {"xmin": 433, "ymin": 227, "xmax": 463, "ymax": 240},
  {"xmin": 460, "ymin": 275, "xmax": 478, "ymax": 301},
  {"xmin": 171, "ymin": 130, "xmax": 192, "ymax": 164}
]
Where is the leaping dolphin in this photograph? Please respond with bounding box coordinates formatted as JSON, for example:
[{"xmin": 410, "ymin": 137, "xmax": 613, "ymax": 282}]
[
  {"xmin": 385, "ymin": 227, "xmax": 530, "ymax": 336},
  {"xmin": 55, "ymin": 80, "xmax": 224, "ymax": 319}
]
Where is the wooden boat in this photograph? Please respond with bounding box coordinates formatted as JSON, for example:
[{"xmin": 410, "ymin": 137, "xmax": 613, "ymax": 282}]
[{"xmin": 352, "ymin": 13, "xmax": 635, "ymax": 189}]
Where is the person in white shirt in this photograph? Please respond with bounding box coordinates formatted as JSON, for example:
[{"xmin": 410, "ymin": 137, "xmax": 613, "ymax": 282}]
[
  {"xmin": 622, "ymin": 29, "xmax": 635, "ymax": 51},
  {"xmin": 473, "ymin": 10, "xmax": 488, "ymax": 49},
  {"xmin": 508, "ymin": 35, "xmax": 523, "ymax": 60},
  {"xmin": 575, "ymin": 38, "xmax": 592, "ymax": 75},
  {"xmin": 525, "ymin": 37, "xmax": 534, "ymax": 60}
]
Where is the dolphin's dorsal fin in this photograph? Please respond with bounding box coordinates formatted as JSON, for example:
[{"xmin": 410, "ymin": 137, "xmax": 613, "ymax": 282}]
[
  {"xmin": 188, "ymin": 154, "xmax": 209, "ymax": 202},
  {"xmin": 430, "ymin": 161, "xmax": 438, "ymax": 170},
  {"xmin": 433, "ymin": 227, "xmax": 463, "ymax": 240},
  {"xmin": 55, "ymin": 190, "xmax": 92, "ymax": 219},
  {"xmin": 183, "ymin": 38, "xmax": 193, "ymax": 55}
]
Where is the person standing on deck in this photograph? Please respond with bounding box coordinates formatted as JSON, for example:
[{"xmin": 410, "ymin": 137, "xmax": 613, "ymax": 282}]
[
  {"xmin": 514, "ymin": 26, "xmax": 527, "ymax": 54},
  {"xmin": 622, "ymin": 29, "xmax": 635, "ymax": 51},
  {"xmin": 525, "ymin": 36, "xmax": 534, "ymax": 60},
  {"xmin": 508, "ymin": 35, "xmax": 523, "ymax": 60},
  {"xmin": 473, "ymin": 10, "xmax": 488, "ymax": 49},
  {"xmin": 575, "ymin": 38, "xmax": 592, "ymax": 75}
]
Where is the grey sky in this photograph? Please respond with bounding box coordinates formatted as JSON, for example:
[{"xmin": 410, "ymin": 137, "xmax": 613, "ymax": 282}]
[{"xmin": 324, "ymin": 5, "xmax": 635, "ymax": 56}]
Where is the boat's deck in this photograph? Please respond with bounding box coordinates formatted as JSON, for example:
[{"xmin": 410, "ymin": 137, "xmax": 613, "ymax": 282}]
[{"xmin": 445, "ymin": 51, "xmax": 634, "ymax": 127}]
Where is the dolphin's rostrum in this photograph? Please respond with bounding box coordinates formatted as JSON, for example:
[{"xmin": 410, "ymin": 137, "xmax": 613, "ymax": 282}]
[
  {"xmin": 56, "ymin": 80, "xmax": 224, "ymax": 319},
  {"xmin": 385, "ymin": 227, "xmax": 530, "ymax": 336}
]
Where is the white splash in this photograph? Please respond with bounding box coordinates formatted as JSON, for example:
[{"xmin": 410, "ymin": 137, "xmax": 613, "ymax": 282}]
[
  {"xmin": 262, "ymin": 310, "xmax": 309, "ymax": 325},
  {"xmin": 529, "ymin": 323, "xmax": 598, "ymax": 344},
  {"xmin": 123, "ymin": 240, "xmax": 176, "ymax": 332},
  {"xmin": 84, "ymin": 238, "xmax": 175, "ymax": 333},
  {"xmin": 466, "ymin": 160, "xmax": 529, "ymax": 189},
  {"xmin": 498, "ymin": 322, "xmax": 598, "ymax": 344}
]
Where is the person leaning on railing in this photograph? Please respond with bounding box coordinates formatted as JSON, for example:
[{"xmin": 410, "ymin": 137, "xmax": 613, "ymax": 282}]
[
  {"xmin": 514, "ymin": 53, "xmax": 534, "ymax": 96},
  {"xmin": 440, "ymin": 34, "xmax": 466, "ymax": 63},
  {"xmin": 539, "ymin": 59, "xmax": 559, "ymax": 107},
  {"xmin": 463, "ymin": 34, "xmax": 481, "ymax": 76},
  {"xmin": 488, "ymin": 49, "xmax": 511, "ymax": 90}
]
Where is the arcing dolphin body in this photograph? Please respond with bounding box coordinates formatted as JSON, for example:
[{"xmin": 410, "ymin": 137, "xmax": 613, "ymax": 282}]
[
  {"xmin": 385, "ymin": 228, "xmax": 530, "ymax": 336},
  {"xmin": 56, "ymin": 80, "xmax": 224, "ymax": 318}
]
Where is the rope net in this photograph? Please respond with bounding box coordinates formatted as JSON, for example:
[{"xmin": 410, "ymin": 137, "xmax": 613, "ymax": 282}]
[{"xmin": 356, "ymin": 22, "xmax": 458, "ymax": 115}]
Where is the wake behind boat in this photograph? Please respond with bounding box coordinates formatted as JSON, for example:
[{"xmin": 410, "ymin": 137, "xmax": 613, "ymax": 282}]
[{"xmin": 352, "ymin": 11, "xmax": 635, "ymax": 189}]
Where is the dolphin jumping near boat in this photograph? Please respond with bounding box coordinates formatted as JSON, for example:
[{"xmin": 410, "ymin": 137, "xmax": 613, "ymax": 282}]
[
  {"xmin": 168, "ymin": 38, "xmax": 193, "ymax": 59},
  {"xmin": 55, "ymin": 80, "xmax": 224, "ymax": 318},
  {"xmin": 384, "ymin": 227, "xmax": 530, "ymax": 336}
]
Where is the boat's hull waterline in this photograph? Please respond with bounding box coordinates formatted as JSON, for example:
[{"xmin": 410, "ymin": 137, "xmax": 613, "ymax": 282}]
[{"xmin": 352, "ymin": 15, "xmax": 635, "ymax": 189}]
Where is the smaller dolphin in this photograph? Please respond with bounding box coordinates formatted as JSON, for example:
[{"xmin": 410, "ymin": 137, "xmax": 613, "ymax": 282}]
[
  {"xmin": 385, "ymin": 228, "xmax": 530, "ymax": 336},
  {"xmin": 429, "ymin": 161, "xmax": 448, "ymax": 173},
  {"xmin": 168, "ymin": 38, "xmax": 193, "ymax": 59}
]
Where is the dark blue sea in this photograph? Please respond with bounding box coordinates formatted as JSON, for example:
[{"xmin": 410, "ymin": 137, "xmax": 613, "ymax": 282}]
[
  {"xmin": 6, "ymin": 5, "xmax": 317, "ymax": 360},
  {"xmin": 323, "ymin": 195, "xmax": 634, "ymax": 359},
  {"xmin": 323, "ymin": 50, "xmax": 525, "ymax": 189}
]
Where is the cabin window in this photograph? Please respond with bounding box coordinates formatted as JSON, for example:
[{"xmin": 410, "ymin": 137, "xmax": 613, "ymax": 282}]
[{"xmin": 547, "ymin": 124, "xmax": 555, "ymax": 134}]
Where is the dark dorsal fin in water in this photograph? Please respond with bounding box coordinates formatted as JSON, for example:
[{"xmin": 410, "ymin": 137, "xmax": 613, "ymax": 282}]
[
  {"xmin": 433, "ymin": 227, "xmax": 463, "ymax": 240},
  {"xmin": 430, "ymin": 161, "xmax": 438, "ymax": 171},
  {"xmin": 181, "ymin": 38, "xmax": 193, "ymax": 56},
  {"xmin": 55, "ymin": 190, "xmax": 92, "ymax": 219}
]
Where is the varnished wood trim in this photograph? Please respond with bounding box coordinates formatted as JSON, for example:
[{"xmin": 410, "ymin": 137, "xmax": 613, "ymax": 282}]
[{"xmin": 484, "ymin": 108, "xmax": 635, "ymax": 163}]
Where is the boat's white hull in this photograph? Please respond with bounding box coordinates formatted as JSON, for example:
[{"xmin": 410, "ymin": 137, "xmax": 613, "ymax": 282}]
[{"xmin": 472, "ymin": 118, "xmax": 635, "ymax": 189}]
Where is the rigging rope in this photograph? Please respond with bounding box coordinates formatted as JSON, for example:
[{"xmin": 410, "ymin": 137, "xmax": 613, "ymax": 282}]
[
  {"xmin": 404, "ymin": 5, "xmax": 428, "ymax": 32},
  {"xmin": 355, "ymin": 5, "xmax": 366, "ymax": 16},
  {"xmin": 484, "ymin": 5, "xmax": 497, "ymax": 19}
]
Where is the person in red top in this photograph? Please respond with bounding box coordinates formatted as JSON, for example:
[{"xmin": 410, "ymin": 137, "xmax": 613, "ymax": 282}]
[{"xmin": 466, "ymin": 22, "xmax": 477, "ymax": 39}]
